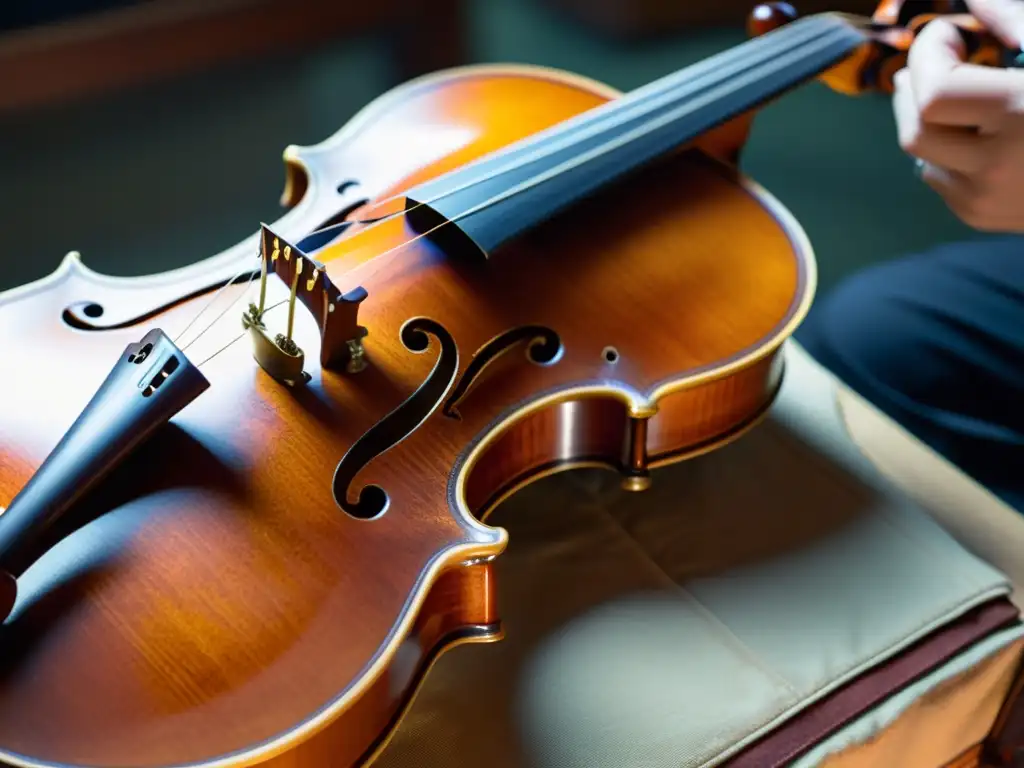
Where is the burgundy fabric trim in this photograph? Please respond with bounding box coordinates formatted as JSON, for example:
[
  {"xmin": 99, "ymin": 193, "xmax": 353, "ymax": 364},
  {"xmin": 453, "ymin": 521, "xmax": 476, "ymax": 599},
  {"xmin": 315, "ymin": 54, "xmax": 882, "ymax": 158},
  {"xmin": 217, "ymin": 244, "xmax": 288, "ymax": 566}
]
[{"xmin": 725, "ymin": 598, "xmax": 1020, "ymax": 768}]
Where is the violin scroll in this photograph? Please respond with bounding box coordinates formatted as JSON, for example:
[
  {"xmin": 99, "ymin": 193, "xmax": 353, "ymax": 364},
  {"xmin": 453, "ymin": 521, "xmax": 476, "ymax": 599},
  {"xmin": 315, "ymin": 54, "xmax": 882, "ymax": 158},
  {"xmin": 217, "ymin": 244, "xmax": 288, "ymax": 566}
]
[
  {"xmin": 748, "ymin": 1, "xmax": 1019, "ymax": 96},
  {"xmin": 872, "ymin": 0, "xmax": 965, "ymax": 27},
  {"xmin": 747, "ymin": 3, "xmax": 798, "ymax": 36}
]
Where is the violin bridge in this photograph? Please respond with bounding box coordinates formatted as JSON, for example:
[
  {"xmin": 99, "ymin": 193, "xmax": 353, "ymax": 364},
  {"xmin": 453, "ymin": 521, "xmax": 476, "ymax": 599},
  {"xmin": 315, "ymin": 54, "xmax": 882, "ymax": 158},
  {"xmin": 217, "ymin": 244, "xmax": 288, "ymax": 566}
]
[{"xmin": 243, "ymin": 224, "xmax": 369, "ymax": 385}]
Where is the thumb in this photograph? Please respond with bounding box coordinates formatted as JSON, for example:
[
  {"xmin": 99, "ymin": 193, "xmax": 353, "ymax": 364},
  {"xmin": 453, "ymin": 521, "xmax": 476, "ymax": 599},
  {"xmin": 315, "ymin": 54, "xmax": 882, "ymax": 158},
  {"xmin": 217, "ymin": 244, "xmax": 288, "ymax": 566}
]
[{"xmin": 967, "ymin": 0, "xmax": 1024, "ymax": 48}]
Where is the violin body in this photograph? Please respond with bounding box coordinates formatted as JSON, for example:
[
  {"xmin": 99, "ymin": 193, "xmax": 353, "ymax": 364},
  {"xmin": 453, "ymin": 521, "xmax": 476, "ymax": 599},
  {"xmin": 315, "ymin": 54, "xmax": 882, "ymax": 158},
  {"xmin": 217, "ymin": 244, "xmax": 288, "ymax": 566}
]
[
  {"xmin": 0, "ymin": 64, "xmax": 809, "ymax": 767},
  {"xmin": 0, "ymin": 2, "xmax": 1013, "ymax": 766}
]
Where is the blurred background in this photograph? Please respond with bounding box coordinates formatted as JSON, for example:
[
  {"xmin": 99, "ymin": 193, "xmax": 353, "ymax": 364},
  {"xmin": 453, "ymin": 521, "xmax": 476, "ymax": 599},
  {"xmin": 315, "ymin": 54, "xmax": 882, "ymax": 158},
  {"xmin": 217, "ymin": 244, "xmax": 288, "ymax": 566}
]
[{"xmin": 0, "ymin": 0, "xmax": 981, "ymax": 299}]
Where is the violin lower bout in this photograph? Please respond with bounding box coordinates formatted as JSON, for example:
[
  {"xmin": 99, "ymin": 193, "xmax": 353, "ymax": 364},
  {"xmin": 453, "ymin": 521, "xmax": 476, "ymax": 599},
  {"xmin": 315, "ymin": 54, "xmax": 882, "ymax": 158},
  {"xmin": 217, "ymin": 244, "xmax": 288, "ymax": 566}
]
[{"xmin": 265, "ymin": 560, "xmax": 502, "ymax": 767}]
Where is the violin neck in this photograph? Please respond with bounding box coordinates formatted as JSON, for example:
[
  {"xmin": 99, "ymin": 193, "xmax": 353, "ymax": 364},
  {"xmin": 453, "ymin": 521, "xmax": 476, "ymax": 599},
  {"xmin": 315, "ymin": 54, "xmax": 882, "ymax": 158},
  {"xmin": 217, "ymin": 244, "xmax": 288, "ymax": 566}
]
[{"xmin": 404, "ymin": 13, "xmax": 865, "ymax": 255}]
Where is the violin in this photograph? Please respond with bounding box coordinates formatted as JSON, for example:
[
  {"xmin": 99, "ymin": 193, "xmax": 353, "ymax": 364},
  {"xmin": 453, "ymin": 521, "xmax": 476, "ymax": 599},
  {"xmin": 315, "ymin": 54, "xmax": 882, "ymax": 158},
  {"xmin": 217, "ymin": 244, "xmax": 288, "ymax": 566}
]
[{"xmin": 0, "ymin": 2, "xmax": 1016, "ymax": 766}]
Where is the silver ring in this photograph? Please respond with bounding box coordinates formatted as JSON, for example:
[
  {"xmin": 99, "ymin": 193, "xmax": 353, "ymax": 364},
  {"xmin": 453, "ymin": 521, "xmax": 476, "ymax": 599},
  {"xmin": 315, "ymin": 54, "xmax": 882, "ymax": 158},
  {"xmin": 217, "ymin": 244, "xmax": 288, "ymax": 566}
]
[{"xmin": 913, "ymin": 157, "xmax": 927, "ymax": 177}]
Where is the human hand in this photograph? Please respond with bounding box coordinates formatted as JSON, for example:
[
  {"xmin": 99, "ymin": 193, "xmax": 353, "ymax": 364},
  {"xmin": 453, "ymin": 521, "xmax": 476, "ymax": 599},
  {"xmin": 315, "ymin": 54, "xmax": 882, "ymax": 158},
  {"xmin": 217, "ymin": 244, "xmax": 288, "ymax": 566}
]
[{"xmin": 893, "ymin": 0, "xmax": 1024, "ymax": 232}]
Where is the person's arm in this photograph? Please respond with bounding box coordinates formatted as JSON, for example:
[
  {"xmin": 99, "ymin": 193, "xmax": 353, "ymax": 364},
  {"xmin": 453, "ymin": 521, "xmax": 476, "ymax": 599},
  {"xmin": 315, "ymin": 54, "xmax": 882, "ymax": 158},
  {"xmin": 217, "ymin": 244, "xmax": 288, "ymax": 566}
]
[{"xmin": 895, "ymin": 0, "xmax": 1024, "ymax": 233}]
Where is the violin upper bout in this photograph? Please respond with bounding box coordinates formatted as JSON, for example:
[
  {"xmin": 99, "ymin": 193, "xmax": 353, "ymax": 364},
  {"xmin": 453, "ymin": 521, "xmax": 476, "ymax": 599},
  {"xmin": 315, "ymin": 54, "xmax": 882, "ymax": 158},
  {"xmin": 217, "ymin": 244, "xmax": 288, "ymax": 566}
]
[{"xmin": 281, "ymin": 144, "xmax": 311, "ymax": 209}]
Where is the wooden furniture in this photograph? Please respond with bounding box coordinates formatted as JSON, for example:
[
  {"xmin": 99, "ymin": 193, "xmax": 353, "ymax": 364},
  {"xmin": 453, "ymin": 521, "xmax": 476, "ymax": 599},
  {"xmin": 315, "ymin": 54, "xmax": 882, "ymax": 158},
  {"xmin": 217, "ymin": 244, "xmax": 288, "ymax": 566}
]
[{"xmin": 0, "ymin": 0, "xmax": 468, "ymax": 112}]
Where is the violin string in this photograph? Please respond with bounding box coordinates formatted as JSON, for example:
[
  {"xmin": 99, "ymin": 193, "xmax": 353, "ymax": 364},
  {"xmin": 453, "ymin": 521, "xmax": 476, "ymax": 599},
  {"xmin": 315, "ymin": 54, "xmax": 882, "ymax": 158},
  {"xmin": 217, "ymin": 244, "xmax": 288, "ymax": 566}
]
[
  {"xmin": 313, "ymin": 23, "xmax": 853, "ymax": 291},
  {"xmin": 196, "ymin": 332, "xmax": 246, "ymax": 368},
  {"xmin": 440, "ymin": 26, "xmax": 851, "ymax": 227},
  {"xmin": 210, "ymin": 16, "xmax": 831, "ymax": 272},
  {"xmin": 172, "ymin": 252, "xmax": 260, "ymax": 346},
  {"xmin": 179, "ymin": 268, "xmax": 261, "ymax": 352},
  {"xmin": 176, "ymin": 17, "xmax": 848, "ymax": 366},
  {"xmin": 327, "ymin": 15, "xmax": 834, "ymax": 232},
  {"xmin": 238, "ymin": 15, "xmax": 834, "ymax": 300}
]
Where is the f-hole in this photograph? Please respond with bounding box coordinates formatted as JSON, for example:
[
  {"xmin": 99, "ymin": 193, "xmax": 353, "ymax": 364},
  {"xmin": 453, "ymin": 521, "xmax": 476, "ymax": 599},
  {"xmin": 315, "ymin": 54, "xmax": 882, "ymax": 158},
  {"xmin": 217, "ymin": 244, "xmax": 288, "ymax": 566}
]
[
  {"xmin": 314, "ymin": 194, "xmax": 370, "ymax": 231},
  {"xmin": 332, "ymin": 318, "xmax": 460, "ymax": 520},
  {"xmin": 444, "ymin": 326, "xmax": 562, "ymax": 420}
]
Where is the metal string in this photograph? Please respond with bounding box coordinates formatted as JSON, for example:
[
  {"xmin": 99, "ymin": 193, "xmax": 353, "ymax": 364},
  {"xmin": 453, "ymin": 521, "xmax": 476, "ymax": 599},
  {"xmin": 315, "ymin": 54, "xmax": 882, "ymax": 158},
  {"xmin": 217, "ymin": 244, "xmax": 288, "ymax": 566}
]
[
  {"xmin": 179, "ymin": 16, "xmax": 853, "ymax": 364},
  {"xmin": 179, "ymin": 266, "xmax": 260, "ymax": 352},
  {"xmin": 325, "ymin": 15, "xmax": 842, "ymax": 228},
  {"xmin": 173, "ymin": 252, "xmax": 261, "ymax": 347}
]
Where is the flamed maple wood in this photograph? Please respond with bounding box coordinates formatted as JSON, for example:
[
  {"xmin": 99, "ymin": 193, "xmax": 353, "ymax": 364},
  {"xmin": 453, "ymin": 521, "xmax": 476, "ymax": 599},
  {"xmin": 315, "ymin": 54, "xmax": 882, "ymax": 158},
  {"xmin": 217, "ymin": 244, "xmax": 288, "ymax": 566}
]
[{"xmin": 0, "ymin": 62, "xmax": 809, "ymax": 767}]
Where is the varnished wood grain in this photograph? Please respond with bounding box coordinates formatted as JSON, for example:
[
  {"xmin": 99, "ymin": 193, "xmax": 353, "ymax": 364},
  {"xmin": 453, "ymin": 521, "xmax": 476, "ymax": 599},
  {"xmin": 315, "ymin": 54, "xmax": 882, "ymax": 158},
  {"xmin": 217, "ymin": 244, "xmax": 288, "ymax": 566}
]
[{"xmin": 0, "ymin": 64, "xmax": 812, "ymax": 767}]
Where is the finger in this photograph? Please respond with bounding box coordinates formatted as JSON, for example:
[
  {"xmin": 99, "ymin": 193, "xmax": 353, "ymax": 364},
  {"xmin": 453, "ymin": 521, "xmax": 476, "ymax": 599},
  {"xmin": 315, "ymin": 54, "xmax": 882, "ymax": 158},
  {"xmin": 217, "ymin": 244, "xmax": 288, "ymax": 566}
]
[
  {"xmin": 893, "ymin": 70, "xmax": 996, "ymax": 173},
  {"xmin": 967, "ymin": 0, "xmax": 1024, "ymax": 48},
  {"xmin": 921, "ymin": 65, "xmax": 1018, "ymax": 128},
  {"xmin": 908, "ymin": 19, "xmax": 1016, "ymax": 127},
  {"xmin": 908, "ymin": 18, "xmax": 966, "ymax": 106}
]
